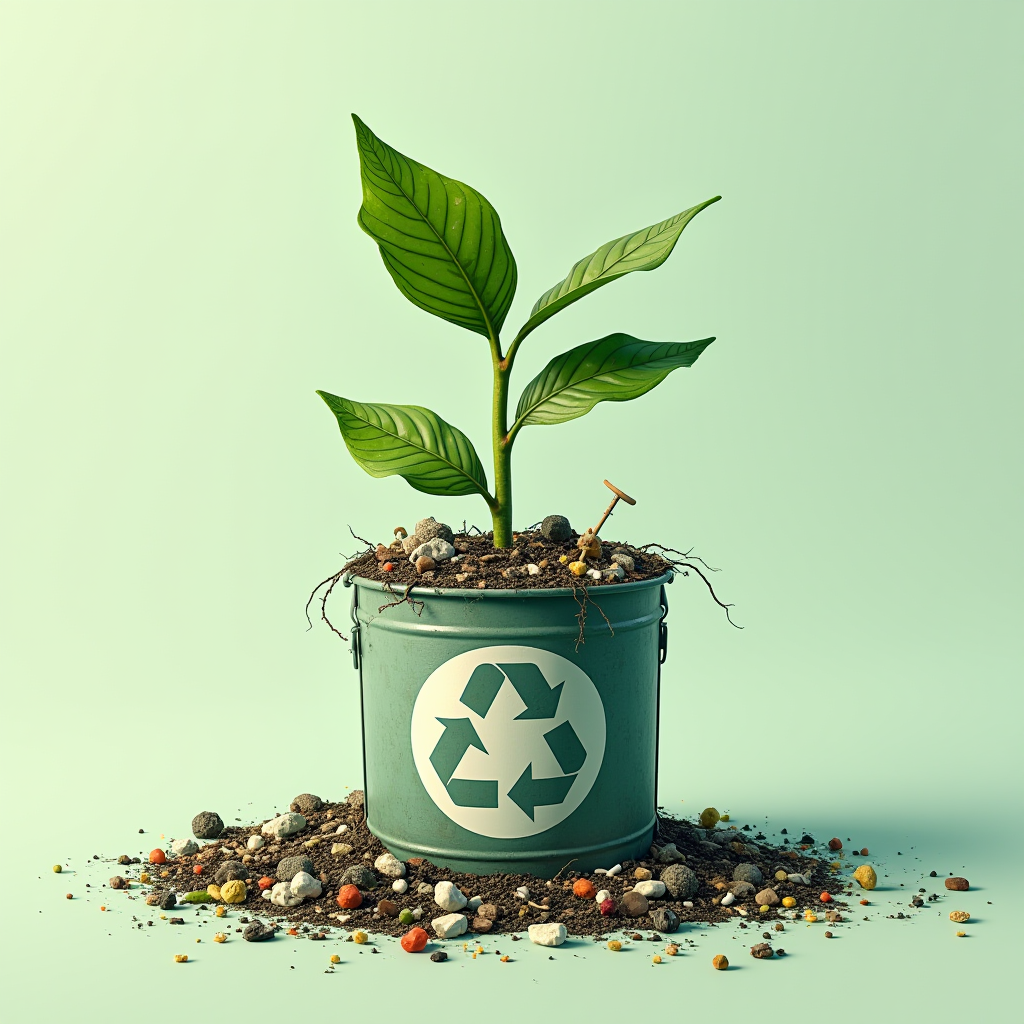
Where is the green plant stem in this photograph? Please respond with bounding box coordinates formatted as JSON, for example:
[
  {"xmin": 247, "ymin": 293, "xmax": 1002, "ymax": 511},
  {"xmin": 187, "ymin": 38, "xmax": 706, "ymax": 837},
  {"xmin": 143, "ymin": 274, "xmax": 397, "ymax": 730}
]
[{"xmin": 490, "ymin": 346, "xmax": 513, "ymax": 547}]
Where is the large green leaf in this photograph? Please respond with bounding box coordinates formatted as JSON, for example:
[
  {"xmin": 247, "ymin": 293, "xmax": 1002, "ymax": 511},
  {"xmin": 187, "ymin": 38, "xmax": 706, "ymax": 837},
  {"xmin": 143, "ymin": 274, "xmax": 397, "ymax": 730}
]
[
  {"xmin": 512, "ymin": 197, "xmax": 720, "ymax": 346},
  {"xmin": 318, "ymin": 391, "xmax": 489, "ymax": 498},
  {"xmin": 352, "ymin": 115, "xmax": 517, "ymax": 339},
  {"xmin": 512, "ymin": 333, "xmax": 715, "ymax": 432}
]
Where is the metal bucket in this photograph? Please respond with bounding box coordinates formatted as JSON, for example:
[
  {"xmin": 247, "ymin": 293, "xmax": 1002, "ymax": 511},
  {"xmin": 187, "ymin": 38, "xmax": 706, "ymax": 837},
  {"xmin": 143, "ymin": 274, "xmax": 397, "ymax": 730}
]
[{"xmin": 344, "ymin": 570, "xmax": 672, "ymax": 877}]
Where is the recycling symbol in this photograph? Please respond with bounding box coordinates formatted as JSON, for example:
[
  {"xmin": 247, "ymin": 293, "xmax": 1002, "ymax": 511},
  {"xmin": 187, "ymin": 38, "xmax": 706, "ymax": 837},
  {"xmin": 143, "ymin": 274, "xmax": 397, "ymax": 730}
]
[{"xmin": 411, "ymin": 646, "xmax": 606, "ymax": 839}]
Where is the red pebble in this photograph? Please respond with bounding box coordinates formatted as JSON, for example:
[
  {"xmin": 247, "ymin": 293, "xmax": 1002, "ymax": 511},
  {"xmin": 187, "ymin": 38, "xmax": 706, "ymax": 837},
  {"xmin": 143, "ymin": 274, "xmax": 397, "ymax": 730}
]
[
  {"xmin": 193, "ymin": 865, "xmax": 203, "ymax": 876},
  {"xmin": 383, "ymin": 562, "xmax": 394, "ymax": 572},
  {"xmin": 257, "ymin": 876, "xmax": 274, "ymax": 891},
  {"xmin": 337, "ymin": 884, "xmax": 362, "ymax": 909},
  {"xmin": 400, "ymin": 927, "xmax": 429, "ymax": 952},
  {"xmin": 599, "ymin": 898, "xmax": 616, "ymax": 916},
  {"xmin": 149, "ymin": 849, "xmax": 166, "ymax": 865},
  {"xmin": 820, "ymin": 892, "xmax": 833, "ymax": 903}
]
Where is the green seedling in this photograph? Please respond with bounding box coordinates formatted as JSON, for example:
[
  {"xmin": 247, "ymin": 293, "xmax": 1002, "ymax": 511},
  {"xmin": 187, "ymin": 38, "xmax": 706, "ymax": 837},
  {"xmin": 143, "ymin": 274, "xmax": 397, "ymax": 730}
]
[{"xmin": 320, "ymin": 115, "xmax": 719, "ymax": 549}]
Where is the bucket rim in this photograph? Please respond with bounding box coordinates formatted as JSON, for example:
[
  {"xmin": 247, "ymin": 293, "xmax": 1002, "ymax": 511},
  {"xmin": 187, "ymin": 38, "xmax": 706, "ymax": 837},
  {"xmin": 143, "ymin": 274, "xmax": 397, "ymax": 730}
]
[{"xmin": 343, "ymin": 568, "xmax": 673, "ymax": 598}]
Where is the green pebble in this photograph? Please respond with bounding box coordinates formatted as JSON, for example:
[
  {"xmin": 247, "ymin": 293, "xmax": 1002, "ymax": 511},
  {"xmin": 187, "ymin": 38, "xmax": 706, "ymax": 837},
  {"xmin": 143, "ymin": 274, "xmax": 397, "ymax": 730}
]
[
  {"xmin": 398, "ymin": 908, "xmax": 415, "ymax": 925},
  {"xmin": 182, "ymin": 890, "xmax": 213, "ymax": 904}
]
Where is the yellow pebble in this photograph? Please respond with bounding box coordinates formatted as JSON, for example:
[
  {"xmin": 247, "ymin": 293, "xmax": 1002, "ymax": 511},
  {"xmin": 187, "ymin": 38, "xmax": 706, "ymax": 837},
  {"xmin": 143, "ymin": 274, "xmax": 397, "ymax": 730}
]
[
  {"xmin": 215, "ymin": 906, "xmax": 226, "ymax": 918},
  {"xmin": 214, "ymin": 933, "xmax": 227, "ymax": 943},
  {"xmin": 463, "ymin": 943, "xmax": 468, "ymax": 951},
  {"xmin": 52, "ymin": 865, "xmax": 62, "ymax": 873},
  {"xmin": 353, "ymin": 931, "xmax": 368, "ymax": 944},
  {"xmin": 759, "ymin": 905, "xmax": 769, "ymax": 914},
  {"xmin": 720, "ymin": 814, "xmax": 730, "ymax": 822},
  {"xmin": 220, "ymin": 880, "xmax": 246, "ymax": 904},
  {"xmin": 852, "ymin": 864, "xmax": 877, "ymax": 890},
  {"xmin": 139, "ymin": 872, "xmax": 150, "ymax": 884},
  {"xmin": 804, "ymin": 910, "xmax": 818, "ymax": 922},
  {"xmin": 160, "ymin": 914, "xmax": 167, "ymax": 920},
  {"xmin": 949, "ymin": 910, "xmax": 970, "ymax": 923},
  {"xmin": 652, "ymin": 954, "xmax": 662, "ymax": 964},
  {"xmin": 665, "ymin": 944, "xmax": 679, "ymax": 956},
  {"xmin": 472, "ymin": 952, "xmax": 477, "ymax": 959},
  {"xmin": 160, "ymin": 870, "xmax": 170, "ymax": 878},
  {"xmin": 782, "ymin": 896, "xmax": 796, "ymax": 908},
  {"xmin": 174, "ymin": 954, "xmax": 188, "ymax": 963},
  {"xmin": 207, "ymin": 883, "xmax": 221, "ymax": 900},
  {"xmin": 559, "ymin": 555, "xmax": 569, "ymax": 564},
  {"xmin": 518, "ymin": 906, "xmax": 528, "ymax": 917},
  {"xmin": 476, "ymin": 946, "xmax": 483, "ymax": 954},
  {"xmin": 195, "ymin": 938, "xmax": 201, "ymax": 943},
  {"xmin": 956, "ymin": 931, "xmax": 966, "ymax": 937},
  {"xmin": 607, "ymin": 940, "xmax": 622, "ymax": 951},
  {"xmin": 699, "ymin": 807, "xmax": 721, "ymax": 829},
  {"xmin": 775, "ymin": 870, "xmax": 788, "ymax": 882},
  {"xmin": 330, "ymin": 954, "xmax": 341, "ymax": 963},
  {"xmin": 569, "ymin": 561, "xmax": 587, "ymax": 576}
]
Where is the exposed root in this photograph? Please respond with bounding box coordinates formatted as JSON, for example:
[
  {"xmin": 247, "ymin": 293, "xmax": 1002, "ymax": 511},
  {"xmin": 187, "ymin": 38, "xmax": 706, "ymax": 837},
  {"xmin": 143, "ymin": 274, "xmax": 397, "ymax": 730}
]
[
  {"xmin": 303, "ymin": 525, "xmax": 376, "ymax": 642},
  {"xmin": 639, "ymin": 543, "xmax": 742, "ymax": 628},
  {"xmin": 552, "ymin": 857, "xmax": 578, "ymax": 881},
  {"xmin": 376, "ymin": 580, "xmax": 425, "ymax": 617}
]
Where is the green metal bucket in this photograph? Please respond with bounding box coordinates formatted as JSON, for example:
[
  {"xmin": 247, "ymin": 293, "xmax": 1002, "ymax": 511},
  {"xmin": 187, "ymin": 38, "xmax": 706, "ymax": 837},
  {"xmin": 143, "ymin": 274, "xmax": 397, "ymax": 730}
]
[{"xmin": 344, "ymin": 570, "xmax": 673, "ymax": 877}]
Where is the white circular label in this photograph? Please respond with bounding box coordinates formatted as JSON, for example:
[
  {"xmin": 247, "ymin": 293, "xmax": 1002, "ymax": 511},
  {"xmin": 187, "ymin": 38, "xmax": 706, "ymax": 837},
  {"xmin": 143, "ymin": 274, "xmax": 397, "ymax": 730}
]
[{"xmin": 411, "ymin": 645, "xmax": 606, "ymax": 839}]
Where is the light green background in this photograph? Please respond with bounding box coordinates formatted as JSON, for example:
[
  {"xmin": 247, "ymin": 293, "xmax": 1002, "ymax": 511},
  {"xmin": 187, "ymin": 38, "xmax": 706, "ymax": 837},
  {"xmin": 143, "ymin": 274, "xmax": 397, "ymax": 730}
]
[{"xmin": 2, "ymin": 2, "xmax": 1021, "ymax": 1020}]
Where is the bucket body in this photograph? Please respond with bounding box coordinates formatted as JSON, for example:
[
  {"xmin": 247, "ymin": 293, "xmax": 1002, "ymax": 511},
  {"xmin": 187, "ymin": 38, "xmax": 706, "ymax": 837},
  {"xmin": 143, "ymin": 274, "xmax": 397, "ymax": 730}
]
[{"xmin": 346, "ymin": 571, "xmax": 672, "ymax": 877}]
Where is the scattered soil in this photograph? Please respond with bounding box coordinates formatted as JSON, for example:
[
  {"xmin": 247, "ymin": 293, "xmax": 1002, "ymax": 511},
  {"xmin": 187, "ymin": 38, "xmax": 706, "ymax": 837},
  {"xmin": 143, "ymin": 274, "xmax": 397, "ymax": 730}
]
[{"xmin": 110, "ymin": 794, "xmax": 849, "ymax": 941}]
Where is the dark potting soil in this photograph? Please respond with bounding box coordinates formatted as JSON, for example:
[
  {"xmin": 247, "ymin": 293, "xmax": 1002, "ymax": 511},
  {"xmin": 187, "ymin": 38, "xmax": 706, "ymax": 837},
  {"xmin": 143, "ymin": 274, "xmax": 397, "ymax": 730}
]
[
  {"xmin": 333, "ymin": 529, "xmax": 674, "ymax": 592},
  {"xmin": 113, "ymin": 793, "xmax": 850, "ymax": 942}
]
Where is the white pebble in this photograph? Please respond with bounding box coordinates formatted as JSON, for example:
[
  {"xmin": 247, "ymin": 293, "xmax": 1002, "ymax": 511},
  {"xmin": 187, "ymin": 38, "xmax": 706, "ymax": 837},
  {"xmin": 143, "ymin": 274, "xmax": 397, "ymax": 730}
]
[
  {"xmin": 683, "ymin": 901, "xmax": 694, "ymax": 908},
  {"xmin": 606, "ymin": 864, "xmax": 623, "ymax": 878},
  {"xmin": 262, "ymin": 812, "xmax": 306, "ymax": 838},
  {"xmin": 787, "ymin": 872, "xmax": 811, "ymax": 886},
  {"xmin": 586, "ymin": 569, "xmax": 601, "ymax": 580},
  {"xmin": 466, "ymin": 896, "xmax": 483, "ymax": 912},
  {"xmin": 515, "ymin": 886, "xmax": 531, "ymax": 900},
  {"xmin": 169, "ymin": 838, "xmax": 199, "ymax": 858},
  {"xmin": 335, "ymin": 824, "xmax": 348, "ymax": 835},
  {"xmin": 412, "ymin": 907, "xmax": 423, "ymax": 921},
  {"xmin": 596, "ymin": 889, "xmax": 611, "ymax": 903},
  {"xmin": 433, "ymin": 880, "xmax": 468, "ymax": 912},
  {"xmin": 736, "ymin": 907, "xmax": 748, "ymax": 916},
  {"xmin": 720, "ymin": 892, "xmax": 735, "ymax": 906},
  {"xmin": 431, "ymin": 913, "xmax": 468, "ymax": 939},
  {"xmin": 337, "ymin": 913, "xmax": 352, "ymax": 924},
  {"xmin": 246, "ymin": 835, "xmax": 264, "ymax": 851},
  {"xmin": 392, "ymin": 878, "xmax": 408, "ymax": 894},
  {"xmin": 633, "ymin": 880, "xmax": 666, "ymax": 899},
  {"xmin": 374, "ymin": 852, "xmax": 406, "ymax": 878},
  {"xmin": 290, "ymin": 871, "xmax": 322, "ymax": 899},
  {"xmin": 527, "ymin": 563, "xmax": 540, "ymax": 575},
  {"xmin": 269, "ymin": 880, "xmax": 303, "ymax": 907},
  {"xmin": 528, "ymin": 922, "xmax": 567, "ymax": 947},
  {"xmin": 593, "ymin": 868, "xmax": 607, "ymax": 875}
]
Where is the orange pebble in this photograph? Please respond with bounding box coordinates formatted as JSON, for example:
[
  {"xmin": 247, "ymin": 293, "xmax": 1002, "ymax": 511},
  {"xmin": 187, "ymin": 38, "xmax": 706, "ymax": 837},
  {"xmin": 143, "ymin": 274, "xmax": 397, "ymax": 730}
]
[
  {"xmin": 257, "ymin": 876, "xmax": 274, "ymax": 891},
  {"xmin": 383, "ymin": 562, "xmax": 394, "ymax": 572},
  {"xmin": 820, "ymin": 892, "xmax": 833, "ymax": 903},
  {"xmin": 572, "ymin": 879, "xmax": 597, "ymax": 899},
  {"xmin": 149, "ymin": 849, "xmax": 166, "ymax": 865},
  {"xmin": 193, "ymin": 866, "xmax": 203, "ymax": 876},
  {"xmin": 100, "ymin": 906, "xmax": 106, "ymax": 911},
  {"xmin": 336, "ymin": 884, "xmax": 362, "ymax": 909},
  {"xmin": 400, "ymin": 927, "xmax": 428, "ymax": 952},
  {"xmin": 287, "ymin": 928, "xmax": 298, "ymax": 936},
  {"xmin": 859, "ymin": 899, "xmax": 870, "ymax": 906}
]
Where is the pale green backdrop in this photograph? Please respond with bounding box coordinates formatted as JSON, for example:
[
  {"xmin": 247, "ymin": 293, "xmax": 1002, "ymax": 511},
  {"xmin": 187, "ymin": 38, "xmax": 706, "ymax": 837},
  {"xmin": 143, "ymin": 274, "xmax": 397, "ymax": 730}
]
[{"xmin": 1, "ymin": 1, "xmax": 1021, "ymax": 1021}]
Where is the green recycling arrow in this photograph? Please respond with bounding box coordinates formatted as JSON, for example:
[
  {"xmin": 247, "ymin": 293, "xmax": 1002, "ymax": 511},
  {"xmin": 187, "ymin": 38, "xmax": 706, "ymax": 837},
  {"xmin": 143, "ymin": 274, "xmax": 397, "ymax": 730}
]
[
  {"xmin": 430, "ymin": 718, "xmax": 499, "ymax": 808},
  {"xmin": 507, "ymin": 763, "xmax": 577, "ymax": 820},
  {"xmin": 460, "ymin": 663, "xmax": 504, "ymax": 718},
  {"xmin": 544, "ymin": 720, "xmax": 587, "ymax": 775},
  {"xmin": 499, "ymin": 663, "xmax": 564, "ymax": 720}
]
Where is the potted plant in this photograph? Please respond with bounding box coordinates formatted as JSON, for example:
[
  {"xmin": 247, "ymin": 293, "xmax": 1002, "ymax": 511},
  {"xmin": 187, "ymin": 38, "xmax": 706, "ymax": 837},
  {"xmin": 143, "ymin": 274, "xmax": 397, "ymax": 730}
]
[{"xmin": 314, "ymin": 116, "xmax": 730, "ymax": 875}]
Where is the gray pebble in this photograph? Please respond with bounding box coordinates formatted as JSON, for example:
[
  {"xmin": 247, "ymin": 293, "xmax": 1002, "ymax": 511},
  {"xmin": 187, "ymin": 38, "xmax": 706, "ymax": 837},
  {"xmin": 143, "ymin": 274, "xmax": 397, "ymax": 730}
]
[
  {"xmin": 650, "ymin": 907, "xmax": 679, "ymax": 933},
  {"xmin": 243, "ymin": 920, "xmax": 275, "ymax": 942},
  {"xmin": 276, "ymin": 855, "xmax": 315, "ymax": 881},
  {"xmin": 191, "ymin": 811, "xmax": 224, "ymax": 840},
  {"xmin": 290, "ymin": 793, "xmax": 323, "ymax": 815},
  {"xmin": 660, "ymin": 863, "xmax": 699, "ymax": 900},
  {"xmin": 339, "ymin": 865, "xmax": 377, "ymax": 889},
  {"xmin": 214, "ymin": 860, "xmax": 250, "ymax": 885},
  {"xmin": 732, "ymin": 863, "xmax": 764, "ymax": 885},
  {"xmin": 541, "ymin": 515, "xmax": 572, "ymax": 542},
  {"xmin": 414, "ymin": 517, "xmax": 454, "ymax": 544}
]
